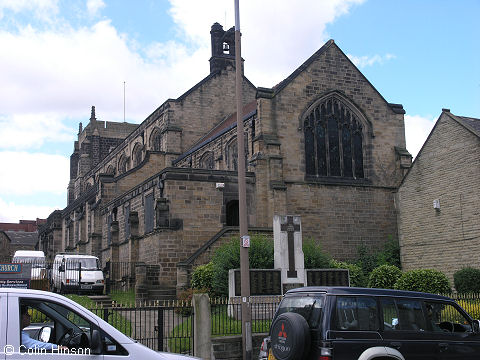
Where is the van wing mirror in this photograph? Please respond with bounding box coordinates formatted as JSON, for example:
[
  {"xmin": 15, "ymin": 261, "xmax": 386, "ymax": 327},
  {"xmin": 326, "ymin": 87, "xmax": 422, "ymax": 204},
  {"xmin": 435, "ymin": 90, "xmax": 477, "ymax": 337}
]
[
  {"xmin": 473, "ymin": 320, "xmax": 480, "ymax": 333},
  {"xmin": 90, "ymin": 330, "xmax": 102, "ymax": 354},
  {"xmin": 59, "ymin": 265, "xmax": 65, "ymax": 272}
]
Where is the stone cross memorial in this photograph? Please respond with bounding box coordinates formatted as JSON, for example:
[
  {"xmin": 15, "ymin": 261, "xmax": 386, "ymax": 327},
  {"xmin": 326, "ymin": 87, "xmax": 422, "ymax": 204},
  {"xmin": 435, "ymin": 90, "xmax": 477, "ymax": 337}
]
[{"xmin": 273, "ymin": 215, "xmax": 305, "ymax": 292}]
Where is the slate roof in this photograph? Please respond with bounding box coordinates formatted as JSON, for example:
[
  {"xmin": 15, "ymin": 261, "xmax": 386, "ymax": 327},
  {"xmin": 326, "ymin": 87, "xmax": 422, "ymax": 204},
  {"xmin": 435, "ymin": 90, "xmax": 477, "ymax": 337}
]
[
  {"xmin": 4, "ymin": 231, "xmax": 38, "ymax": 247},
  {"xmin": 453, "ymin": 115, "xmax": 480, "ymax": 137}
]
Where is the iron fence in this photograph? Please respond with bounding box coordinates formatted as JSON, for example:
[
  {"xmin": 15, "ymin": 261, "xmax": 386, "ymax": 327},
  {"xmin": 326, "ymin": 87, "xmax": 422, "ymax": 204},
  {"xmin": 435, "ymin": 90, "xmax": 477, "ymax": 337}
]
[{"xmin": 88, "ymin": 300, "xmax": 194, "ymax": 355}]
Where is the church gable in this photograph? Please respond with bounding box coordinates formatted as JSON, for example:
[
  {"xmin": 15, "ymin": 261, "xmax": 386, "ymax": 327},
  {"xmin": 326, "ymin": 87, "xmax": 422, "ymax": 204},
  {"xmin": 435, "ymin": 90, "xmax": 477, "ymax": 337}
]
[{"xmin": 256, "ymin": 40, "xmax": 408, "ymax": 188}]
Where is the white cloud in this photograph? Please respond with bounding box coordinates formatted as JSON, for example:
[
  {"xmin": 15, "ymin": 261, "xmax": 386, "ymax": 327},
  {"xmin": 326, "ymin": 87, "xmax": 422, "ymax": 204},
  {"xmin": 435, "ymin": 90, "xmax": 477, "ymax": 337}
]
[
  {"xmin": 0, "ymin": 152, "xmax": 69, "ymax": 195},
  {"xmin": 0, "ymin": 197, "xmax": 60, "ymax": 222},
  {"xmin": 0, "ymin": 0, "xmax": 59, "ymax": 22},
  {"xmin": 347, "ymin": 53, "xmax": 396, "ymax": 68},
  {"xmin": 0, "ymin": 113, "xmax": 74, "ymax": 150},
  {"xmin": 168, "ymin": 0, "xmax": 365, "ymax": 87},
  {"xmin": 87, "ymin": 0, "xmax": 105, "ymax": 17},
  {"xmin": 404, "ymin": 114, "xmax": 437, "ymax": 159}
]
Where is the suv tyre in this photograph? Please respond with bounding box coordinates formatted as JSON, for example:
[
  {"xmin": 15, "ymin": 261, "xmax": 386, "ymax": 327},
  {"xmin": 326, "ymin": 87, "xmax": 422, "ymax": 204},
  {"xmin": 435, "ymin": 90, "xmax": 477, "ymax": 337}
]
[{"xmin": 270, "ymin": 312, "xmax": 311, "ymax": 360}]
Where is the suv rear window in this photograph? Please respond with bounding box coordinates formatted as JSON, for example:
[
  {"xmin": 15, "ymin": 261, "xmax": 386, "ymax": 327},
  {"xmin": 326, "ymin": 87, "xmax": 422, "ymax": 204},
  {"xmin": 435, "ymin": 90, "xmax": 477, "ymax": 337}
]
[
  {"xmin": 276, "ymin": 295, "xmax": 325, "ymax": 328},
  {"xmin": 335, "ymin": 296, "xmax": 378, "ymax": 331}
]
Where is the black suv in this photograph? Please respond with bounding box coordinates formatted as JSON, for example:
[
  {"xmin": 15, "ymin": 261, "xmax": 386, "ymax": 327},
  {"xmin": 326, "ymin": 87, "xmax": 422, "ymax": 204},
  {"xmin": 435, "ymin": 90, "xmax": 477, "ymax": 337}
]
[{"xmin": 259, "ymin": 287, "xmax": 480, "ymax": 360}]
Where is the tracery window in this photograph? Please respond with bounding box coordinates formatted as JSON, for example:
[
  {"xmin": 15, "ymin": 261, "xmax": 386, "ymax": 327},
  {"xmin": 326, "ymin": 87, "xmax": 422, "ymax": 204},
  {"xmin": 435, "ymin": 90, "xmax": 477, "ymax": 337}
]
[
  {"xmin": 150, "ymin": 129, "xmax": 162, "ymax": 151},
  {"xmin": 118, "ymin": 154, "xmax": 127, "ymax": 175},
  {"xmin": 226, "ymin": 138, "xmax": 238, "ymax": 171},
  {"xmin": 200, "ymin": 151, "xmax": 214, "ymax": 170},
  {"xmin": 304, "ymin": 96, "xmax": 365, "ymax": 179},
  {"xmin": 132, "ymin": 143, "xmax": 143, "ymax": 167}
]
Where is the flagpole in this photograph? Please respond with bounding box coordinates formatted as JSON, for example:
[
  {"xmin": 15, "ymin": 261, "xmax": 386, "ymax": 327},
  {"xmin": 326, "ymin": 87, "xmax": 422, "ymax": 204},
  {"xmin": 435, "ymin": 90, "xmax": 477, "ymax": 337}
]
[{"xmin": 234, "ymin": 1, "xmax": 252, "ymax": 359}]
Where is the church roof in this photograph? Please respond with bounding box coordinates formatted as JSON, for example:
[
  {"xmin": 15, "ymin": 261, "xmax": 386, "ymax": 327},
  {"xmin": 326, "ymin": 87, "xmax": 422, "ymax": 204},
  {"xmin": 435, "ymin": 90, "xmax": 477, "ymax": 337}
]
[
  {"xmin": 451, "ymin": 114, "xmax": 480, "ymax": 137},
  {"xmin": 172, "ymin": 100, "xmax": 257, "ymax": 165}
]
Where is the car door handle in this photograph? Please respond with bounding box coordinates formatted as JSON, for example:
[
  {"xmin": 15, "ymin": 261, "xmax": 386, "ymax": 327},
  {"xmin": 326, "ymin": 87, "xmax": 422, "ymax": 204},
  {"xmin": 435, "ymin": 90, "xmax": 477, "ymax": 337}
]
[
  {"xmin": 439, "ymin": 342, "xmax": 449, "ymax": 351},
  {"xmin": 390, "ymin": 342, "xmax": 401, "ymax": 350}
]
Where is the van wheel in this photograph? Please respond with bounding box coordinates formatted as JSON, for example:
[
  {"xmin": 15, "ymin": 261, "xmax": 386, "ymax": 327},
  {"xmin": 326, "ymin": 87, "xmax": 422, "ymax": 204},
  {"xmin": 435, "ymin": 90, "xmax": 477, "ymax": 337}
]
[{"xmin": 270, "ymin": 312, "xmax": 311, "ymax": 360}]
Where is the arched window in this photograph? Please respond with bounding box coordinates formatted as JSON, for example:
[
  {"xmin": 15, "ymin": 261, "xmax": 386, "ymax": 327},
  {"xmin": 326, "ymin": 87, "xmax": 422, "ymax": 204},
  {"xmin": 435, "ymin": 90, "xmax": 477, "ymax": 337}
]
[
  {"xmin": 304, "ymin": 96, "xmax": 365, "ymax": 179},
  {"xmin": 150, "ymin": 129, "xmax": 162, "ymax": 151},
  {"xmin": 118, "ymin": 154, "xmax": 127, "ymax": 175},
  {"xmin": 106, "ymin": 165, "xmax": 115, "ymax": 175},
  {"xmin": 132, "ymin": 143, "xmax": 143, "ymax": 167},
  {"xmin": 200, "ymin": 151, "xmax": 214, "ymax": 170},
  {"xmin": 226, "ymin": 138, "xmax": 238, "ymax": 171}
]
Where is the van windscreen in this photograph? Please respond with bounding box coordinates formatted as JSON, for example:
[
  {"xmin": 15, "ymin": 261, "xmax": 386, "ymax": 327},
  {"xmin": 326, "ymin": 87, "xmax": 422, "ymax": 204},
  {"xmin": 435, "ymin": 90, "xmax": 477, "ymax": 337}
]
[
  {"xmin": 276, "ymin": 295, "xmax": 325, "ymax": 328},
  {"xmin": 66, "ymin": 258, "xmax": 99, "ymax": 270}
]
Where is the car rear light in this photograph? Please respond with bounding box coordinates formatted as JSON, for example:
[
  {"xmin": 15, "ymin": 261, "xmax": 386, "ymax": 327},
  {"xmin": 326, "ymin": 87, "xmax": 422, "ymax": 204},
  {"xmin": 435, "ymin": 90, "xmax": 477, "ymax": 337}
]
[
  {"xmin": 319, "ymin": 347, "xmax": 332, "ymax": 360},
  {"xmin": 66, "ymin": 279, "xmax": 69, "ymax": 284}
]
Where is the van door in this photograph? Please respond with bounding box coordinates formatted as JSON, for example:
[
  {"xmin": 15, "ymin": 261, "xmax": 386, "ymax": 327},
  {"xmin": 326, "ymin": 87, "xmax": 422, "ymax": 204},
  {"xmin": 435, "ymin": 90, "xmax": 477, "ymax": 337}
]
[
  {"xmin": 0, "ymin": 292, "xmax": 7, "ymax": 360},
  {"xmin": 380, "ymin": 297, "xmax": 439, "ymax": 360}
]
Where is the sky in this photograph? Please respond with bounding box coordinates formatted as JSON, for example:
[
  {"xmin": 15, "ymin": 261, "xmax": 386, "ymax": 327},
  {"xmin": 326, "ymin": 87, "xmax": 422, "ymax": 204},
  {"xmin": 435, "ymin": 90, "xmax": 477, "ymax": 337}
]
[{"xmin": 0, "ymin": 0, "xmax": 478, "ymax": 222}]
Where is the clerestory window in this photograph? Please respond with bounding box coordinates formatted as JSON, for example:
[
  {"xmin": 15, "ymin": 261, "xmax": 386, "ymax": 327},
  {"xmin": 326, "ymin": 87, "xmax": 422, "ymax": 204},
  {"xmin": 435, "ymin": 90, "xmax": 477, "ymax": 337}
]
[{"xmin": 304, "ymin": 96, "xmax": 365, "ymax": 179}]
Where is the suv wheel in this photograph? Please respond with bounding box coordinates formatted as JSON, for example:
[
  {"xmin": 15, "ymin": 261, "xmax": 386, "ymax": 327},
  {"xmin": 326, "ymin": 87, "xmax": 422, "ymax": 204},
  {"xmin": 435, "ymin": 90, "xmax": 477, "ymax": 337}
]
[{"xmin": 270, "ymin": 312, "xmax": 311, "ymax": 360}]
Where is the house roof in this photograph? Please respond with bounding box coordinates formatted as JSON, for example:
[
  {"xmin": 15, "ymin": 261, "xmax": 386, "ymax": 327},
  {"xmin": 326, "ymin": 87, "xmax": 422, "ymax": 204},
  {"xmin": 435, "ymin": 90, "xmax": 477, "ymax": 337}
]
[
  {"xmin": 172, "ymin": 100, "xmax": 257, "ymax": 165},
  {"xmin": 4, "ymin": 231, "xmax": 38, "ymax": 247},
  {"xmin": 398, "ymin": 109, "xmax": 479, "ymax": 188}
]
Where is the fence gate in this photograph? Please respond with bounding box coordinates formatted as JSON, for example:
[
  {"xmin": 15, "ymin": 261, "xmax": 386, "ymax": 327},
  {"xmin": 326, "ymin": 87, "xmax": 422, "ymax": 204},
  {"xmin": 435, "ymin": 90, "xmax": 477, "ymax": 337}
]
[{"xmin": 91, "ymin": 302, "xmax": 194, "ymax": 355}]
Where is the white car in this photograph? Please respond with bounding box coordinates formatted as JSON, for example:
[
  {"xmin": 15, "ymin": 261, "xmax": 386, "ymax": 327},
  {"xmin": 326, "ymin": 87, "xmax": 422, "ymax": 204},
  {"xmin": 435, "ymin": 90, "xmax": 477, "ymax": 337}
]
[{"xmin": 0, "ymin": 288, "xmax": 199, "ymax": 360}]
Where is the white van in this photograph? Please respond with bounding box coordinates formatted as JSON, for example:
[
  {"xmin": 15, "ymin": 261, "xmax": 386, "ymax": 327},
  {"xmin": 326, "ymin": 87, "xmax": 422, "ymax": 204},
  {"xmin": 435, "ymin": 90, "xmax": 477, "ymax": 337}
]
[
  {"xmin": 51, "ymin": 254, "xmax": 104, "ymax": 295},
  {"xmin": 12, "ymin": 250, "xmax": 47, "ymax": 280},
  {"xmin": 0, "ymin": 288, "xmax": 199, "ymax": 359}
]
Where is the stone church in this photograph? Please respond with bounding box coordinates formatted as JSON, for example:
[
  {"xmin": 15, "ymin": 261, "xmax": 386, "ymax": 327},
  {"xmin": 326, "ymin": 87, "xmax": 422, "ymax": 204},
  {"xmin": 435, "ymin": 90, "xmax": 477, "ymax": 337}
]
[{"xmin": 39, "ymin": 23, "xmax": 411, "ymax": 294}]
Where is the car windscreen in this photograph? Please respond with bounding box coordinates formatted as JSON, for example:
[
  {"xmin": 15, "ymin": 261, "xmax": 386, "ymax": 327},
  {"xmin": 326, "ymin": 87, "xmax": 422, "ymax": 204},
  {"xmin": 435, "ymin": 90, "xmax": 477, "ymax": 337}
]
[
  {"xmin": 276, "ymin": 294, "xmax": 325, "ymax": 329},
  {"xmin": 65, "ymin": 258, "xmax": 100, "ymax": 270}
]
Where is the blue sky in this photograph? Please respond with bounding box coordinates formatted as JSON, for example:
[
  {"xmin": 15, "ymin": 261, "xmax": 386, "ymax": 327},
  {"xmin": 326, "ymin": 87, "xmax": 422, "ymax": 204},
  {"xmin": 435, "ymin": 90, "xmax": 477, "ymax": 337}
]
[{"xmin": 0, "ymin": 0, "xmax": 478, "ymax": 222}]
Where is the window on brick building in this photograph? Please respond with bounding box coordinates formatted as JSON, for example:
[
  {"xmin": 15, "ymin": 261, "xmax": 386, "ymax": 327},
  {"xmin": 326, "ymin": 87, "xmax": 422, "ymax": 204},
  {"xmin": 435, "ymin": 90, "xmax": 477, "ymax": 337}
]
[
  {"xmin": 150, "ymin": 129, "xmax": 162, "ymax": 151},
  {"xmin": 145, "ymin": 193, "xmax": 154, "ymax": 234},
  {"xmin": 304, "ymin": 96, "xmax": 365, "ymax": 179},
  {"xmin": 118, "ymin": 154, "xmax": 127, "ymax": 175},
  {"xmin": 200, "ymin": 151, "xmax": 214, "ymax": 170},
  {"xmin": 132, "ymin": 143, "xmax": 143, "ymax": 167}
]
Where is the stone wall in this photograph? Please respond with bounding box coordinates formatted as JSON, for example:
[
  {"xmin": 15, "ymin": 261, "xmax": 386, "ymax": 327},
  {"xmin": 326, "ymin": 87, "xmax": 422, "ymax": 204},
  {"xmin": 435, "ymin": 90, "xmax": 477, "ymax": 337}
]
[
  {"xmin": 212, "ymin": 334, "xmax": 266, "ymax": 360},
  {"xmin": 397, "ymin": 112, "xmax": 480, "ymax": 282}
]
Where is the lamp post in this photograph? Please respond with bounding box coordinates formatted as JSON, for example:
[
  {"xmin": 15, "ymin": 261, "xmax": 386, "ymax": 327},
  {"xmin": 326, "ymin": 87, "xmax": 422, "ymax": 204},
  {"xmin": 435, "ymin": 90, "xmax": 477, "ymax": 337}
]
[{"xmin": 234, "ymin": 1, "xmax": 252, "ymax": 359}]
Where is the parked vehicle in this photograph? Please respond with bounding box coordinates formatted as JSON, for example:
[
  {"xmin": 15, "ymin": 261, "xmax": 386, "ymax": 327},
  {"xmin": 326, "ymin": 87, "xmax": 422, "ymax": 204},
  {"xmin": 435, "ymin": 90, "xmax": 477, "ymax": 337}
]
[
  {"xmin": 12, "ymin": 250, "xmax": 47, "ymax": 280},
  {"xmin": 51, "ymin": 254, "xmax": 104, "ymax": 295},
  {"xmin": 0, "ymin": 287, "xmax": 199, "ymax": 359},
  {"xmin": 259, "ymin": 286, "xmax": 480, "ymax": 360}
]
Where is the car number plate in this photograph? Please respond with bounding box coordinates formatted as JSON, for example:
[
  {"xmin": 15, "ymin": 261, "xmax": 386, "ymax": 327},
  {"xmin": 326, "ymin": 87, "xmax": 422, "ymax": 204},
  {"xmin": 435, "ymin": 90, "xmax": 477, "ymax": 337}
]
[
  {"xmin": 81, "ymin": 284, "xmax": 92, "ymax": 289},
  {"xmin": 268, "ymin": 349, "xmax": 276, "ymax": 360}
]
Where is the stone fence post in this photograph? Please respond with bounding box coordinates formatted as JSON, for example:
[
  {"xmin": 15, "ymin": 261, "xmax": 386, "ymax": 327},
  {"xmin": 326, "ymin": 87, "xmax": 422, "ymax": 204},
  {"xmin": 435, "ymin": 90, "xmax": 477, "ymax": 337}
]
[
  {"xmin": 135, "ymin": 262, "xmax": 148, "ymax": 302},
  {"xmin": 193, "ymin": 293, "xmax": 211, "ymax": 360}
]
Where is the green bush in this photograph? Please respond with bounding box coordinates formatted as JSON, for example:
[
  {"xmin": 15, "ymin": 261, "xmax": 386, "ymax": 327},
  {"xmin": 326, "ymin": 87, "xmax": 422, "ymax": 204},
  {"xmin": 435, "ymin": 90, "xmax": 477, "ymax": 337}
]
[
  {"xmin": 211, "ymin": 234, "xmax": 274, "ymax": 297},
  {"xmin": 394, "ymin": 269, "xmax": 450, "ymax": 294},
  {"xmin": 368, "ymin": 265, "xmax": 402, "ymax": 289},
  {"xmin": 356, "ymin": 236, "xmax": 401, "ymax": 275},
  {"xmin": 377, "ymin": 236, "xmax": 401, "ymax": 268},
  {"xmin": 303, "ymin": 238, "xmax": 332, "ymax": 269},
  {"xmin": 330, "ymin": 260, "xmax": 367, "ymax": 287},
  {"xmin": 191, "ymin": 262, "xmax": 215, "ymax": 295},
  {"xmin": 454, "ymin": 267, "xmax": 480, "ymax": 293}
]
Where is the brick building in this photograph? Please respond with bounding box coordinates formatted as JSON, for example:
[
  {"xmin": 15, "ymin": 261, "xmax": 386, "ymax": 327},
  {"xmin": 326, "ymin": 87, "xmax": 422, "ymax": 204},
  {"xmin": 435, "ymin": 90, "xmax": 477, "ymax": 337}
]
[
  {"xmin": 53, "ymin": 23, "xmax": 411, "ymax": 294},
  {"xmin": 396, "ymin": 110, "xmax": 480, "ymax": 282}
]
